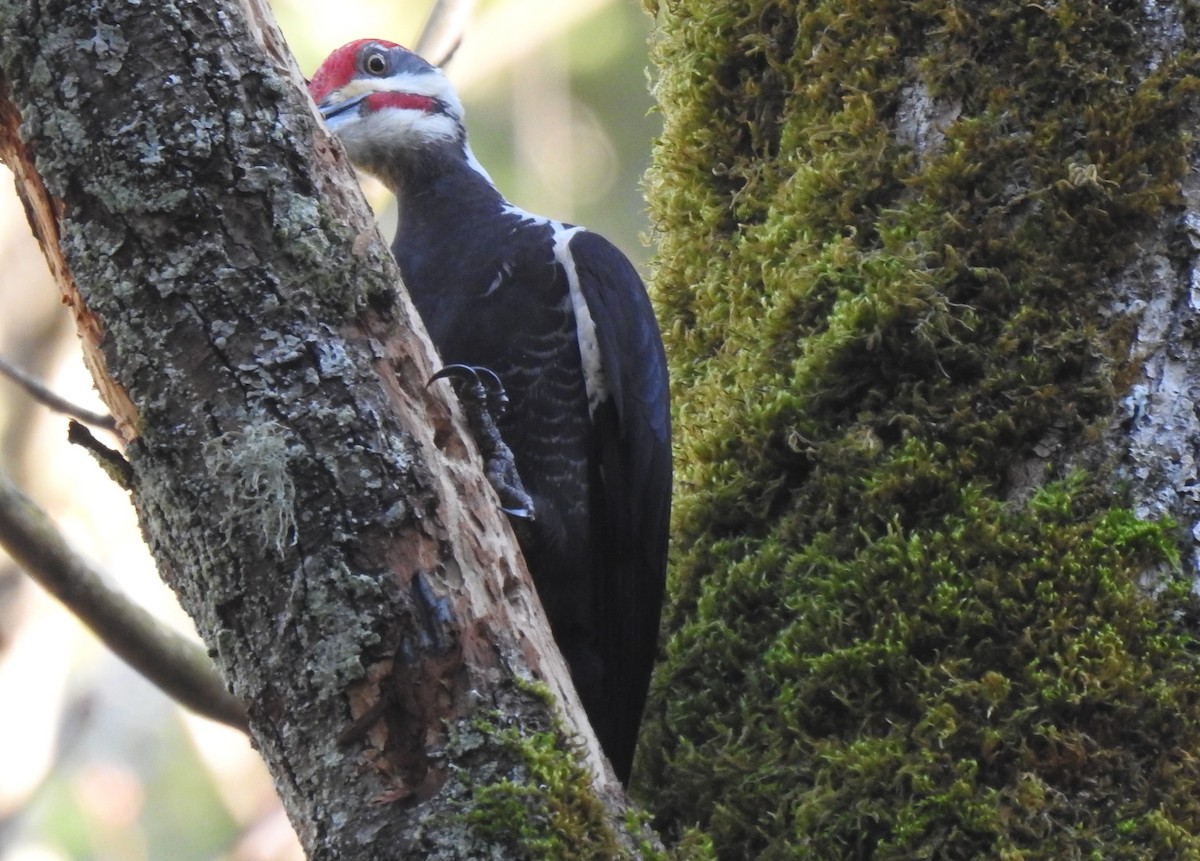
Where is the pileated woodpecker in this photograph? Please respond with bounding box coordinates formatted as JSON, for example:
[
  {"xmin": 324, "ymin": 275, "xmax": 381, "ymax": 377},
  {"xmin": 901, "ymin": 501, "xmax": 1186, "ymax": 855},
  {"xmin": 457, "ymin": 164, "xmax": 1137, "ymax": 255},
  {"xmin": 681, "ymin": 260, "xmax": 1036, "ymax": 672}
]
[{"xmin": 309, "ymin": 40, "xmax": 671, "ymax": 783}]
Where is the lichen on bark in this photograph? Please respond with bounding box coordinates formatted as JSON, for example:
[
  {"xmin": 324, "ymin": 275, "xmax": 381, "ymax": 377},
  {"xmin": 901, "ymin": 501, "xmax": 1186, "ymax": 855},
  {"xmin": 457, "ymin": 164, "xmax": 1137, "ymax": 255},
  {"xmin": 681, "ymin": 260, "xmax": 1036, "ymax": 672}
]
[
  {"xmin": 1, "ymin": 0, "xmax": 639, "ymax": 856},
  {"xmin": 641, "ymin": 0, "xmax": 1200, "ymax": 857}
]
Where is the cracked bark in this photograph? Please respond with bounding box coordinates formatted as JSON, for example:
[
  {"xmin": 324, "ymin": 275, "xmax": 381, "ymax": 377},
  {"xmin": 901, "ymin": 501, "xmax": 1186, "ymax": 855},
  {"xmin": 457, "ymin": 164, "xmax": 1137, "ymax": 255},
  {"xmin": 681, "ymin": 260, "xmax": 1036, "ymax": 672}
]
[
  {"xmin": 1112, "ymin": 163, "xmax": 1200, "ymax": 576},
  {"xmin": 893, "ymin": 11, "xmax": 1200, "ymax": 578},
  {"xmin": 0, "ymin": 0, "xmax": 637, "ymax": 856}
]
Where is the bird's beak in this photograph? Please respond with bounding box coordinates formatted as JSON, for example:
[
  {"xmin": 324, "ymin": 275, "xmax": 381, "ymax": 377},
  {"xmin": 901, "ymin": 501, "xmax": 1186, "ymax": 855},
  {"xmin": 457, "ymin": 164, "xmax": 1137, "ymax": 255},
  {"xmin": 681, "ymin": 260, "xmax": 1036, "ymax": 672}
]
[{"xmin": 318, "ymin": 94, "xmax": 368, "ymax": 121}]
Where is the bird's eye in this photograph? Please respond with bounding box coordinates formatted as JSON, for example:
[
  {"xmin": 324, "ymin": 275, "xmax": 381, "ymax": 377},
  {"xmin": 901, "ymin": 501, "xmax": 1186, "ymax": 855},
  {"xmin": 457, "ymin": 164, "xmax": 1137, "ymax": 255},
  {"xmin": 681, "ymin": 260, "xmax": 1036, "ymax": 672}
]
[{"xmin": 364, "ymin": 51, "xmax": 388, "ymax": 76}]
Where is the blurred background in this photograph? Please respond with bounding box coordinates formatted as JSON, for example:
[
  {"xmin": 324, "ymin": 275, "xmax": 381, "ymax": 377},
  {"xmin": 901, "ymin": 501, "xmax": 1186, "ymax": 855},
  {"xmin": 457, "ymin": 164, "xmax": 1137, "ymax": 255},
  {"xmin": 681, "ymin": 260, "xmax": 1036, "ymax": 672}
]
[{"xmin": 0, "ymin": 2, "xmax": 657, "ymax": 858}]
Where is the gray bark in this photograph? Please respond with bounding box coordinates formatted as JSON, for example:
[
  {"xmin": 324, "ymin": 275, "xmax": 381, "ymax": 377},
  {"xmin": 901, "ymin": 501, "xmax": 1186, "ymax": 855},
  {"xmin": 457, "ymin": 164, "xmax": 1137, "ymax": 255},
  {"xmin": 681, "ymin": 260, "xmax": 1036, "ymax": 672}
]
[
  {"xmin": 1113, "ymin": 164, "xmax": 1200, "ymax": 577},
  {"xmin": 0, "ymin": 0, "xmax": 635, "ymax": 856},
  {"xmin": 895, "ymin": 5, "xmax": 1200, "ymax": 579}
]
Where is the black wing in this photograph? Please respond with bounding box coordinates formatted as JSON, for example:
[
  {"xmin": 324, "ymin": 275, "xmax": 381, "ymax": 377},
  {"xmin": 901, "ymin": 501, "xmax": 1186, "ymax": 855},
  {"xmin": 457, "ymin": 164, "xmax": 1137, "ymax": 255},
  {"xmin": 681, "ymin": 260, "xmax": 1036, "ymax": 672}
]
[{"xmin": 570, "ymin": 229, "xmax": 672, "ymax": 783}]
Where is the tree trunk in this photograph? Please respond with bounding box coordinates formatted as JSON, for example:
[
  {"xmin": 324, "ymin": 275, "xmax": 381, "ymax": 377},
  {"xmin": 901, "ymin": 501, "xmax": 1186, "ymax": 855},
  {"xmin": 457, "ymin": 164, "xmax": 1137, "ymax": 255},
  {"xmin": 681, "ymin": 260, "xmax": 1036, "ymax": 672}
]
[
  {"xmin": 0, "ymin": 0, "xmax": 639, "ymax": 857},
  {"xmin": 641, "ymin": 0, "xmax": 1200, "ymax": 858}
]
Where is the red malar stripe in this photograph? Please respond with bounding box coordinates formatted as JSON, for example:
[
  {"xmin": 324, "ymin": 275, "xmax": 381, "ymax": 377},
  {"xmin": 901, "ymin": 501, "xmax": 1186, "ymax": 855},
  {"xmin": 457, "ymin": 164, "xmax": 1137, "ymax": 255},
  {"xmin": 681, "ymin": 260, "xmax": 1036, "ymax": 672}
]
[{"xmin": 365, "ymin": 91, "xmax": 437, "ymax": 113}]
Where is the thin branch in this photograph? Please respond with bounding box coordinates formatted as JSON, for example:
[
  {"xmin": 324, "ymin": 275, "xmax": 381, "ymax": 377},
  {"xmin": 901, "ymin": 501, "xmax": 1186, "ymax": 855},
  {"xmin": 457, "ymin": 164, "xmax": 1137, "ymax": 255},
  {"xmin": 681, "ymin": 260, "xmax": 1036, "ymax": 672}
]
[
  {"xmin": 0, "ymin": 467, "xmax": 248, "ymax": 732},
  {"xmin": 0, "ymin": 353, "xmax": 116, "ymax": 431},
  {"xmin": 415, "ymin": 0, "xmax": 476, "ymax": 66},
  {"xmin": 68, "ymin": 420, "xmax": 134, "ymax": 489}
]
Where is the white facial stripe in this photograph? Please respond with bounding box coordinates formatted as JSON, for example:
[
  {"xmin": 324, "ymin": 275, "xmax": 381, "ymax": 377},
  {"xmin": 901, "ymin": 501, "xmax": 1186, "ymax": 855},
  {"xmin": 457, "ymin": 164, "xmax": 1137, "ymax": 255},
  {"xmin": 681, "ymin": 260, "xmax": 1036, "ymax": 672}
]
[
  {"xmin": 554, "ymin": 226, "xmax": 609, "ymax": 415},
  {"xmin": 331, "ymin": 106, "xmax": 461, "ymax": 149},
  {"xmin": 333, "ymin": 71, "xmax": 463, "ymax": 120}
]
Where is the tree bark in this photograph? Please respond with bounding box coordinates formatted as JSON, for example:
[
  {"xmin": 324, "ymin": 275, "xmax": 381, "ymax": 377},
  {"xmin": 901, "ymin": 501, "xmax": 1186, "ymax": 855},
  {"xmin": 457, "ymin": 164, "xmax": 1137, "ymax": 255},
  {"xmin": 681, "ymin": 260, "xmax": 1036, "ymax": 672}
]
[
  {"xmin": 0, "ymin": 0, "xmax": 638, "ymax": 856},
  {"xmin": 641, "ymin": 0, "xmax": 1200, "ymax": 858}
]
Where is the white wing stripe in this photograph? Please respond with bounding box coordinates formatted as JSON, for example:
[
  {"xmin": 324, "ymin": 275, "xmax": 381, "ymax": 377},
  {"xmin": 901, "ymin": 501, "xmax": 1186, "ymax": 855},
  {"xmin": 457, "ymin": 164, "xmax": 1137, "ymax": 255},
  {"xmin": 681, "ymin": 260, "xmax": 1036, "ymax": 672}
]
[{"xmin": 553, "ymin": 225, "xmax": 609, "ymax": 416}]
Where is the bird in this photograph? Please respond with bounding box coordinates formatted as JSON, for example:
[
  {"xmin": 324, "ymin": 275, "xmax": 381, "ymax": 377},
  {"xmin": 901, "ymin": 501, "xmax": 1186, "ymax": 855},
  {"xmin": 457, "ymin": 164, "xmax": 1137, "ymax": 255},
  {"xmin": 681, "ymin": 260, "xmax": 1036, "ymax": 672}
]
[{"xmin": 308, "ymin": 39, "xmax": 672, "ymax": 784}]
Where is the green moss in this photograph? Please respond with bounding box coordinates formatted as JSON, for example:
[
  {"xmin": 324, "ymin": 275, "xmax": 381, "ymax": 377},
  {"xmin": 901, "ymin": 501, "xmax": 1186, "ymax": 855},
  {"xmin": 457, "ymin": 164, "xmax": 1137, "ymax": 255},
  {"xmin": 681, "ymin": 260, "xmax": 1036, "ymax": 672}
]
[
  {"xmin": 463, "ymin": 722, "xmax": 620, "ymax": 859},
  {"xmin": 641, "ymin": 0, "xmax": 1200, "ymax": 857},
  {"xmin": 445, "ymin": 680, "xmax": 717, "ymax": 860},
  {"xmin": 434, "ymin": 680, "xmax": 627, "ymax": 861}
]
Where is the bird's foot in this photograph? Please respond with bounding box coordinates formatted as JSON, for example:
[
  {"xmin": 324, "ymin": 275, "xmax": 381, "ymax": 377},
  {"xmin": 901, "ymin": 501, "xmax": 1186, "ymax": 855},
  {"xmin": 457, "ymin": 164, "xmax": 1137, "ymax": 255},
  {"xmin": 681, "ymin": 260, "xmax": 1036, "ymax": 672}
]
[{"xmin": 428, "ymin": 364, "xmax": 535, "ymax": 520}]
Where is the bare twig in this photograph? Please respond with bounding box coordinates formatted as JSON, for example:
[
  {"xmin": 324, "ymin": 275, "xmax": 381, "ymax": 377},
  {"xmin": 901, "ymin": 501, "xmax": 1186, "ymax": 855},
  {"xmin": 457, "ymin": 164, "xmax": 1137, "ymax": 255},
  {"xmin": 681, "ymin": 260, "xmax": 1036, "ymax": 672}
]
[
  {"xmin": 415, "ymin": 0, "xmax": 476, "ymax": 66},
  {"xmin": 68, "ymin": 420, "xmax": 134, "ymax": 489},
  {"xmin": 0, "ymin": 468, "xmax": 248, "ymax": 732},
  {"xmin": 0, "ymin": 353, "xmax": 116, "ymax": 431}
]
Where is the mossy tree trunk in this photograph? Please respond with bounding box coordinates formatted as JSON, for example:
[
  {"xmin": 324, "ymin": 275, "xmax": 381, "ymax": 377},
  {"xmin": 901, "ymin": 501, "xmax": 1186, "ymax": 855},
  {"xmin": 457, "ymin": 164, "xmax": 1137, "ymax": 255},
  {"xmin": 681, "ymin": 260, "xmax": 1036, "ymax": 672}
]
[
  {"xmin": 0, "ymin": 0, "xmax": 643, "ymax": 857},
  {"xmin": 640, "ymin": 0, "xmax": 1200, "ymax": 858}
]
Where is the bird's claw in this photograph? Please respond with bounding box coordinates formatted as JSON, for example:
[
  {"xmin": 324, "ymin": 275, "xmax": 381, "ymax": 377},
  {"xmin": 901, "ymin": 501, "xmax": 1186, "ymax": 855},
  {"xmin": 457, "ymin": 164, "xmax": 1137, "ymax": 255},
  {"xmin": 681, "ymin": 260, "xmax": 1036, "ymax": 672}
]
[
  {"xmin": 427, "ymin": 364, "xmax": 509, "ymax": 417},
  {"xmin": 500, "ymin": 504, "xmax": 535, "ymax": 520},
  {"xmin": 429, "ymin": 363, "xmax": 535, "ymax": 522}
]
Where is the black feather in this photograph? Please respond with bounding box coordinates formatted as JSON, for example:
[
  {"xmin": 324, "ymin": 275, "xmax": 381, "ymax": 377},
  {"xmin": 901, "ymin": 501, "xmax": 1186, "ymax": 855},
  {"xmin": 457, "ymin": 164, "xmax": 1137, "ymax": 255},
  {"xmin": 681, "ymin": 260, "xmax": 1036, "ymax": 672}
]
[{"xmin": 345, "ymin": 71, "xmax": 670, "ymax": 783}]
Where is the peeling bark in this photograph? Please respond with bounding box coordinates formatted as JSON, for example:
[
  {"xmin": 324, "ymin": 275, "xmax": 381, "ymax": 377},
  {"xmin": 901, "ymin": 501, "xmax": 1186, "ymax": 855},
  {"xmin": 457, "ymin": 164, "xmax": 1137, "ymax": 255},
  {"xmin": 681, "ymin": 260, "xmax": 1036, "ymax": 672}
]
[
  {"xmin": 1111, "ymin": 165, "xmax": 1200, "ymax": 575},
  {"xmin": 0, "ymin": 0, "xmax": 637, "ymax": 856}
]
